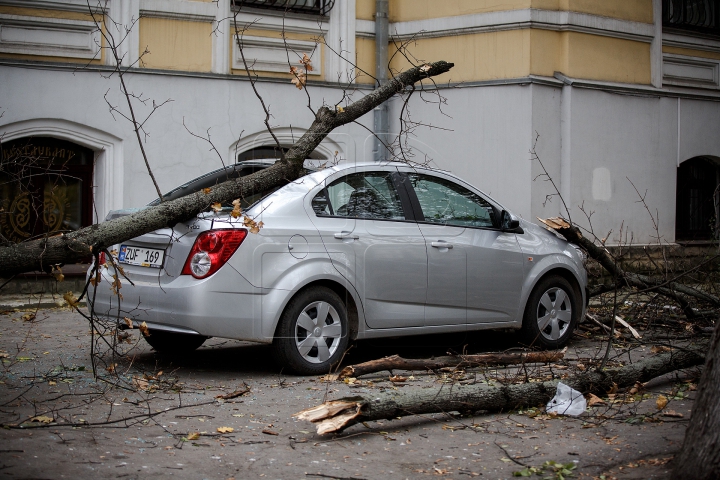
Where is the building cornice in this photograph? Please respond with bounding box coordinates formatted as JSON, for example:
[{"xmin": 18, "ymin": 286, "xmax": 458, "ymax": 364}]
[
  {"xmin": 139, "ymin": 0, "xmax": 217, "ymax": 23},
  {"xmin": 357, "ymin": 9, "xmax": 655, "ymax": 43},
  {"xmin": 0, "ymin": 0, "xmax": 108, "ymax": 14},
  {"xmin": 663, "ymin": 32, "xmax": 720, "ymax": 54}
]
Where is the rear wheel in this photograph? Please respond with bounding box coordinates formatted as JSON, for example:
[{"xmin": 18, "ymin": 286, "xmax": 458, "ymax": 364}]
[
  {"xmin": 519, "ymin": 275, "xmax": 578, "ymax": 349},
  {"xmin": 272, "ymin": 286, "xmax": 349, "ymax": 375},
  {"xmin": 143, "ymin": 329, "xmax": 207, "ymax": 354}
]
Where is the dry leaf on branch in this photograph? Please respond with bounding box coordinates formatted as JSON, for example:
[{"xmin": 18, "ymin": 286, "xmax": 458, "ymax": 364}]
[
  {"xmin": 63, "ymin": 291, "xmax": 79, "ymax": 308},
  {"xmin": 299, "ymin": 53, "xmax": 313, "ymax": 71},
  {"xmin": 124, "ymin": 317, "xmax": 134, "ymax": 329},
  {"xmin": 138, "ymin": 321, "xmax": 150, "ymax": 337},
  {"xmin": 202, "ymin": 187, "xmax": 212, "ymax": 194},
  {"xmin": 211, "ymin": 202, "xmax": 222, "ymax": 213},
  {"xmin": 231, "ymin": 199, "xmax": 243, "ymax": 219},
  {"xmin": 290, "ymin": 66, "xmax": 306, "ymax": 89}
]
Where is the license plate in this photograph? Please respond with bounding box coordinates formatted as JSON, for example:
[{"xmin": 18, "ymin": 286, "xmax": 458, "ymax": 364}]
[{"xmin": 118, "ymin": 245, "xmax": 165, "ymax": 268}]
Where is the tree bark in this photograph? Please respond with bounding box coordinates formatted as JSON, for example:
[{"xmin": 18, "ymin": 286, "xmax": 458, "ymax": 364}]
[
  {"xmin": 0, "ymin": 61, "xmax": 454, "ymax": 277},
  {"xmin": 673, "ymin": 324, "xmax": 720, "ymax": 479},
  {"xmin": 296, "ymin": 346, "xmax": 706, "ymax": 435},
  {"xmin": 538, "ymin": 218, "xmax": 720, "ymax": 310},
  {"xmin": 337, "ymin": 350, "xmax": 566, "ymax": 379}
]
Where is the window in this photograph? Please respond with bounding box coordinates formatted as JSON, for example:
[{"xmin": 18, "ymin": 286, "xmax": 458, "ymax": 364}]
[
  {"xmin": 233, "ymin": 0, "xmax": 335, "ymax": 16},
  {"xmin": 0, "ymin": 137, "xmax": 94, "ymax": 243},
  {"xmin": 312, "ymin": 172, "xmax": 405, "ymax": 220},
  {"xmin": 676, "ymin": 157, "xmax": 720, "ymax": 241},
  {"xmin": 663, "ymin": 0, "xmax": 720, "ymax": 37},
  {"xmin": 408, "ymin": 174, "xmax": 496, "ymax": 228}
]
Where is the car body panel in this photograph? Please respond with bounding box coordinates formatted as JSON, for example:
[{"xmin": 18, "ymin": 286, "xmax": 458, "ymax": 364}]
[{"xmin": 89, "ymin": 161, "xmax": 587, "ymax": 348}]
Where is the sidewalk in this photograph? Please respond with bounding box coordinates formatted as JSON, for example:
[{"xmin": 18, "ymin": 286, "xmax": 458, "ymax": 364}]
[{"xmin": 0, "ymin": 291, "xmax": 84, "ymax": 311}]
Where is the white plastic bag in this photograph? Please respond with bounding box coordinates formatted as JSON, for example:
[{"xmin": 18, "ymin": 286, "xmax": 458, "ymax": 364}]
[{"xmin": 546, "ymin": 382, "xmax": 586, "ymax": 416}]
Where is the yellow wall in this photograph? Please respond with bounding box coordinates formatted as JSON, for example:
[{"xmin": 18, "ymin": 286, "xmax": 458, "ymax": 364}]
[
  {"xmin": 663, "ymin": 46, "xmax": 720, "ymax": 61},
  {"xmin": 355, "ymin": 37, "xmax": 376, "ymax": 84},
  {"xmin": 388, "ymin": 28, "xmax": 651, "ymax": 85},
  {"xmin": 389, "ymin": 0, "xmax": 530, "ymax": 22},
  {"xmin": 562, "ymin": 32, "xmax": 651, "ymax": 84},
  {"xmin": 357, "ymin": 0, "xmax": 376, "ymax": 21},
  {"xmin": 389, "ymin": 29, "xmax": 530, "ymax": 82},
  {"xmin": 139, "ymin": 17, "xmax": 212, "ymax": 72},
  {"xmin": 387, "ymin": 0, "xmax": 653, "ymax": 23}
]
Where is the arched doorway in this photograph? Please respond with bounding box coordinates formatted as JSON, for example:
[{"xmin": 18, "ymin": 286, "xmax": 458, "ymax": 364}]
[
  {"xmin": 675, "ymin": 156, "xmax": 720, "ymax": 241},
  {"xmin": 0, "ymin": 136, "xmax": 94, "ymax": 243}
]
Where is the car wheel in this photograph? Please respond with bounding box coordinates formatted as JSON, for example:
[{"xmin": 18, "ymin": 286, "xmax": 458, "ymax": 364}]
[
  {"xmin": 273, "ymin": 286, "xmax": 349, "ymax": 375},
  {"xmin": 520, "ymin": 275, "xmax": 578, "ymax": 349},
  {"xmin": 143, "ymin": 329, "xmax": 207, "ymax": 354}
]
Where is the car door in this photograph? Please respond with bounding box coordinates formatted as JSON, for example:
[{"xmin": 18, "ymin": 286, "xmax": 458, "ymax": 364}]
[
  {"xmin": 308, "ymin": 168, "xmax": 427, "ymax": 329},
  {"xmin": 404, "ymin": 171, "xmax": 525, "ymax": 326}
]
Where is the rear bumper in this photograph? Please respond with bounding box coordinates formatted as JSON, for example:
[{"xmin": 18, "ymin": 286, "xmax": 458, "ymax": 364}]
[{"xmin": 88, "ymin": 264, "xmax": 273, "ymax": 343}]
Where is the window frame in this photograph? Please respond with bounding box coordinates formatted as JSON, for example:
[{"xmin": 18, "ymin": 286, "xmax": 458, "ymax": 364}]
[{"xmin": 310, "ymin": 170, "xmax": 416, "ymax": 223}]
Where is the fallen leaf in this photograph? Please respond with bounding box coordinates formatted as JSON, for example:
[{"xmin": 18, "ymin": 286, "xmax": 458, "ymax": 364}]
[
  {"xmin": 389, "ymin": 375, "xmax": 407, "ymax": 383},
  {"xmin": 186, "ymin": 432, "xmax": 200, "ymax": 440},
  {"xmin": 21, "ymin": 313, "xmax": 36, "ymax": 322},
  {"xmin": 31, "ymin": 415, "xmax": 53, "ymax": 424},
  {"xmin": 651, "ymin": 345, "xmax": 672, "ymax": 354},
  {"xmin": 48, "ymin": 380, "xmax": 56, "ymax": 386},
  {"xmin": 587, "ymin": 393, "xmax": 606, "ymax": 406},
  {"xmin": 662, "ymin": 410, "xmax": 684, "ymax": 418},
  {"xmin": 217, "ymin": 427, "xmax": 234, "ymax": 433},
  {"xmin": 656, "ymin": 394, "xmax": 668, "ymax": 410},
  {"xmin": 262, "ymin": 429, "xmax": 279, "ymax": 436}
]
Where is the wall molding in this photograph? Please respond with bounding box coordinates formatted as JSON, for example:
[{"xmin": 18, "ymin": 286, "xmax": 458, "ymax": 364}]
[
  {"xmin": 233, "ymin": 10, "xmax": 328, "ymax": 35},
  {"xmin": 356, "ymin": 8, "xmax": 655, "ymax": 43},
  {"xmin": 0, "ymin": 13, "xmax": 100, "ymax": 59},
  {"xmin": 663, "ymin": 32, "xmax": 720, "ymax": 54},
  {"xmin": 139, "ymin": 0, "xmax": 216, "ymax": 23},
  {"xmin": 663, "ymin": 54, "xmax": 720, "ymax": 89},
  {"xmin": 0, "ymin": 0, "xmax": 109, "ymax": 14},
  {"xmin": 232, "ymin": 34, "xmax": 321, "ymax": 74},
  {"xmin": 230, "ymin": 127, "xmax": 342, "ymax": 163}
]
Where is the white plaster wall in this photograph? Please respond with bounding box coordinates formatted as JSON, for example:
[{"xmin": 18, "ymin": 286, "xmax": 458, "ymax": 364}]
[
  {"xmin": 386, "ymin": 84, "xmax": 535, "ymax": 219},
  {"xmin": 530, "ymin": 84, "xmax": 563, "ymax": 222},
  {"xmin": 563, "ymin": 88, "xmax": 679, "ymax": 245},
  {"xmin": 0, "ymin": 65, "xmax": 375, "ymax": 217},
  {"xmin": 679, "ymin": 98, "xmax": 720, "ymax": 164}
]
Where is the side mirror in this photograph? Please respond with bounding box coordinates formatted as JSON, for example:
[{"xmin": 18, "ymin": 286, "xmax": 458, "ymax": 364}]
[{"xmin": 501, "ymin": 210, "xmax": 524, "ymax": 234}]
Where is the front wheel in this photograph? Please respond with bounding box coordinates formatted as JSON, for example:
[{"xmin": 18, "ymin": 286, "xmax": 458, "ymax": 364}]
[
  {"xmin": 272, "ymin": 286, "xmax": 349, "ymax": 375},
  {"xmin": 143, "ymin": 329, "xmax": 207, "ymax": 354},
  {"xmin": 519, "ymin": 275, "xmax": 578, "ymax": 349}
]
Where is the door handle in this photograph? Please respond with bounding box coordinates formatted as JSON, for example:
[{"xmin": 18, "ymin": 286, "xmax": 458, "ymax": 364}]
[
  {"xmin": 334, "ymin": 231, "xmax": 359, "ymax": 240},
  {"xmin": 431, "ymin": 241, "xmax": 453, "ymax": 249}
]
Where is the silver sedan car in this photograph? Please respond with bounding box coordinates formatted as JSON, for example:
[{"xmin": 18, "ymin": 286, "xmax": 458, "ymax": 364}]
[{"xmin": 90, "ymin": 162, "xmax": 587, "ymax": 374}]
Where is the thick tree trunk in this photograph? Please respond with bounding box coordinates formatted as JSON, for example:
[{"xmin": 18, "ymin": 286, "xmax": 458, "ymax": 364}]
[
  {"xmin": 296, "ymin": 346, "xmax": 706, "ymax": 435},
  {"xmin": 337, "ymin": 350, "xmax": 566, "ymax": 379},
  {"xmin": 0, "ymin": 61, "xmax": 453, "ymax": 277},
  {"xmin": 673, "ymin": 324, "xmax": 720, "ymax": 479}
]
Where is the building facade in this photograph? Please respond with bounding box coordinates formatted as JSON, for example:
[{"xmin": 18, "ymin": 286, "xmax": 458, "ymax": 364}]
[{"xmin": 1, "ymin": 0, "xmax": 719, "ymax": 246}]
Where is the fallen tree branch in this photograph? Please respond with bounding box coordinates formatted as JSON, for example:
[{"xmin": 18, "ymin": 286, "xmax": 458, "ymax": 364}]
[
  {"xmin": 295, "ymin": 346, "xmax": 705, "ymax": 435},
  {"xmin": 337, "ymin": 350, "xmax": 566, "ymax": 380},
  {"xmin": 537, "ymin": 217, "xmax": 720, "ymax": 311}
]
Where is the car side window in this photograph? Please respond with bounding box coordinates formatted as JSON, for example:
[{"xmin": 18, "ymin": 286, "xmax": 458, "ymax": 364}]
[
  {"xmin": 408, "ymin": 173, "xmax": 495, "ymax": 228},
  {"xmin": 312, "ymin": 172, "xmax": 405, "ymax": 220}
]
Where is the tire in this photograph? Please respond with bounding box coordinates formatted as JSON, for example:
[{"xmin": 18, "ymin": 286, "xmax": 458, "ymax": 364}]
[
  {"xmin": 143, "ymin": 329, "xmax": 207, "ymax": 354},
  {"xmin": 519, "ymin": 275, "xmax": 578, "ymax": 349},
  {"xmin": 272, "ymin": 286, "xmax": 349, "ymax": 375}
]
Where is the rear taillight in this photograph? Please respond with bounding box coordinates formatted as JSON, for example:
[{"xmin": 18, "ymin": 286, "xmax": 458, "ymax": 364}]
[{"xmin": 181, "ymin": 229, "xmax": 248, "ymax": 279}]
